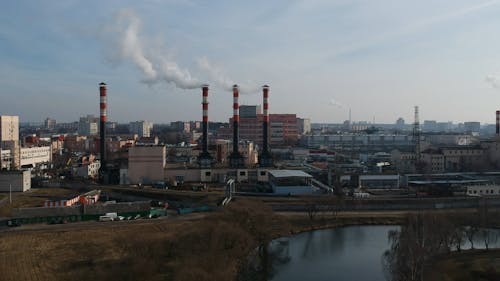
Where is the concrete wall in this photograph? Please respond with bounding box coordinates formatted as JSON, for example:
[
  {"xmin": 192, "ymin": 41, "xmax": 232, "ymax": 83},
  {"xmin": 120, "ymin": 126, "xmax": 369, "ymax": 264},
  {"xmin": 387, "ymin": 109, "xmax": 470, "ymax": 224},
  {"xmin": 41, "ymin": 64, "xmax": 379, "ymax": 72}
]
[{"xmin": 0, "ymin": 171, "xmax": 30, "ymax": 192}]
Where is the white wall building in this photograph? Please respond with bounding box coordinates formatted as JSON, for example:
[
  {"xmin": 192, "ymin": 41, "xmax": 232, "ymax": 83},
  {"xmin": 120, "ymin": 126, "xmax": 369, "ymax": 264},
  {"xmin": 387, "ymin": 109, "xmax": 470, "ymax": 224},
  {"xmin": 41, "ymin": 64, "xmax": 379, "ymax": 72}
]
[{"xmin": 20, "ymin": 146, "xmax": 52, "ymax": 169}]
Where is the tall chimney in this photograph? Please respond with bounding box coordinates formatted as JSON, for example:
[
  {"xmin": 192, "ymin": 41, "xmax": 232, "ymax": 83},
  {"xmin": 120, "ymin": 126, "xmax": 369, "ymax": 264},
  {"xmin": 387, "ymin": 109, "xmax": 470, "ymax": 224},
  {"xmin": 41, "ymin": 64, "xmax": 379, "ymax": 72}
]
[
  {"xmin": 259, "ymin": 85, "xmax": 273, "ymax": 167},
  {"xmin": 496, "ymin": 110, "xmax": 499, "ymax": 136},
  {"xmin": 99, "ymin": 82, "xmax": 107, "ymax": 181},
  {"xmin": 232, "ymin": 85, "xmax": 240, "ymax": 156},
  {"xmin": 202, "ymin": 85, "xmax": 209, "ymax": 154},
  {"xmin": 229, "ymin": 85, "xmax": 244, "ymax": 168},
  {"xmin": 262, "ymin": 85, "xmax": 269, "ymax": 154},
  {"xmin": 198, "ymin": 85, "xmax": 212, "ymax": 167}
]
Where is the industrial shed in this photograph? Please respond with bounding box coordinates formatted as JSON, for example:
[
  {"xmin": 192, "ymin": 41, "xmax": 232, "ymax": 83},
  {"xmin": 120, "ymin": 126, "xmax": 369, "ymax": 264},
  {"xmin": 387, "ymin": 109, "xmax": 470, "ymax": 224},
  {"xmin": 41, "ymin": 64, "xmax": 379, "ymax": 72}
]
[{"xmin": 269, "ymin": 170, "xmax": 313, "ymax": 195}]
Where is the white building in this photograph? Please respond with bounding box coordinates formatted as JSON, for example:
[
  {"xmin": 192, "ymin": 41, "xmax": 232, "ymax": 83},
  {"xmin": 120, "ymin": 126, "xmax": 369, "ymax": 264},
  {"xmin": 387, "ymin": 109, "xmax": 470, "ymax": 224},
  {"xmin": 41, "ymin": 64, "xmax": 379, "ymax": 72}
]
[
  {"xmin": 20, "ymin": 146, "xmax": 52, "ymax": 169},
  {"xmin": 0, "ymin": 170, "xmax": 31, "ymax": 192},
  {"xmin": 129, "ymin": 121, "xmax": 153, "ymax": 137}
]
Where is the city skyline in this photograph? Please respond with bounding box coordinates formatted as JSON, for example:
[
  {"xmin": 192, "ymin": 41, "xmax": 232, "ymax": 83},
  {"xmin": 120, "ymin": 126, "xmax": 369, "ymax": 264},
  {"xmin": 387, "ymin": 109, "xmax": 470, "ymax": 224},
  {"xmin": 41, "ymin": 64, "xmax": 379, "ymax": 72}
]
[{"xmin": 2, "ymin": 1, "xmax": 500, "ymax": 124}]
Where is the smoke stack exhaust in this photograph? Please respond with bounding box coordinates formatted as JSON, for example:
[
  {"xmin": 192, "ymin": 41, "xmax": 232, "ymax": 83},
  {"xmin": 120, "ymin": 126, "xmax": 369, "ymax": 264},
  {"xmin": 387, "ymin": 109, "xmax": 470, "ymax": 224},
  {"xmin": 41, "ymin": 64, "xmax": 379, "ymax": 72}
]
[
  {"xmin": 198, "ymin": 85, "xmax": 212, "ymax": 167},
  {"xmin": 259, "ymin": 85, "xmax": 273, "ymax": 167},
  {"xmin": 496, "ymin": 110, "xmax": 499, "ymax": 136},
  {"xmin": 99, "ymin": 82, "xmax": 107, "ymax": 182}
]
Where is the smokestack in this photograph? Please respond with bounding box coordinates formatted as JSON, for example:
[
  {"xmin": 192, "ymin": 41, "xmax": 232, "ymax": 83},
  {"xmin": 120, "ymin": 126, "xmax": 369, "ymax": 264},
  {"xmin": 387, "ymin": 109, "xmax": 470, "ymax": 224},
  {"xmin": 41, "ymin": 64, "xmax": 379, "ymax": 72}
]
[
  {"xmin": 99, "ymin": 82, "xmax": 107, "ymax": 182},
  {"xmin": 262, "ymin": 85, "xmax": 269, "ymax": 154},
  {"xmin": 232, "ymin": 85, "xmax": 240, "ymax": 156},
  {"xmin": 259, "ymin": 85, "xmax": 273, "ymax": 167},
  {"xmin": 202, "ymin": 85, "xmax": 209, "ymax": 154},
  {"xmin": 198, "ymin": 85, "xmax": 212, "ymax": 167},
  {"xmin": 229, "ymin": 85, "xmax": 244, "ymax": 168},
  {"xmin": 496, "ymin": 110, "xmax": 499, "ymax": 135}
]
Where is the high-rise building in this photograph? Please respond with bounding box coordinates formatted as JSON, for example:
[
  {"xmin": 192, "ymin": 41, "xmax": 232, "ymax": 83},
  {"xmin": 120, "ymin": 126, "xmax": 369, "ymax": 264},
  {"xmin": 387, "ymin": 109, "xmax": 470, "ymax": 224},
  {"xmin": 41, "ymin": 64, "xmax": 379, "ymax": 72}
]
[
  {"xmin": 297, "ymin": 118, "xmax": 311, "ymax": 135},
  {"xmin": 464, "ymin": 122, "xmax": 480, "ymax": 133},
  {"xmin": 44, "ymin": 118, "xmax": 56, "ymax": 130},
  {"xmin": 396, "ymin": 117, "xmax": 405, "ymax": 130},
  {"xmin": 0, "ymin": 115, "xmax": 20, "ymax": 169},
  {"xmin": 78, "ymin": 115, "xmax": 99, "ymax": 136},
  {"xmin": 0, "ymin": 115, "xmax": 19, "ymax": 143},
  {"xmin": 129, "ymin": 121, "xmax": 153, "ymax": 137}
]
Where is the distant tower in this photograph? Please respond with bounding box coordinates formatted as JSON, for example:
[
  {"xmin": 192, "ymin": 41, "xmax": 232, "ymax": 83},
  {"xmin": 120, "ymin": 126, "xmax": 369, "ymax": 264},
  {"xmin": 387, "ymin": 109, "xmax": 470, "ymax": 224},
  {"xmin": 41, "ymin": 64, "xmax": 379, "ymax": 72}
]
[{"xmin": 413, "ymin": 106, "xmax": 421, "ymax": 162}]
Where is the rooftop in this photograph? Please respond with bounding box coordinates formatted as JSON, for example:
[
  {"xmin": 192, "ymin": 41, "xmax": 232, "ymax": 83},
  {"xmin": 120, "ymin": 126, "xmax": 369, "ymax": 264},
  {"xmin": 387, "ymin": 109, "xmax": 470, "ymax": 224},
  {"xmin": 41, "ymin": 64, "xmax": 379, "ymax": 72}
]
[{"xmin": 269, "ymin": 169, "xmax": 312, "ymax": 178}]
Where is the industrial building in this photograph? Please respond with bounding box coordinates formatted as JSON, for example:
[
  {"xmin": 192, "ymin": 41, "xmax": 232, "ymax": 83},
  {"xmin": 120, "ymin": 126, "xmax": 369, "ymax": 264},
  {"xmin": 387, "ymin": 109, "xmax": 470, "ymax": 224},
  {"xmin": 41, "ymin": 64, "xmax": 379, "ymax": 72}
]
[
  {"xmin": 269, "ymin": 170, "xmax": 313, "ymax": 195},
  {"xmin": 0, "ymin": 170, "xmax": 31, "ymax": 192}
]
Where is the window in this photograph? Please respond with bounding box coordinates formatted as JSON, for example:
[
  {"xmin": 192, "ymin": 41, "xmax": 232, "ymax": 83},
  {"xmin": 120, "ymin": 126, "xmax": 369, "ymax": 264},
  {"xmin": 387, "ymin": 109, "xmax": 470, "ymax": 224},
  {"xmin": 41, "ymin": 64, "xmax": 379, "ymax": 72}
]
[
  {"xmin": 205, "ymin": 172, "xmax": 211, "ymax": 176},
  {"xmin": 260, "ymin": 171, "xmax": 266, "ymax": 176},
  {"xmin": 240, "ymin": 171, "xmax": 246, "ymax": 176}
]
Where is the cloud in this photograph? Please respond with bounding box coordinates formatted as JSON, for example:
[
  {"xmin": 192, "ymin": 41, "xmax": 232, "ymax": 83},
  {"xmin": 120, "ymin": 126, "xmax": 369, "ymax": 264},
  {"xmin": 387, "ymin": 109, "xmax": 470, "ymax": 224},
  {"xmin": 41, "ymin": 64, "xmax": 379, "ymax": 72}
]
[
  {"xmin": 486, "ymin": 74, "xmax": 500, "ymax": 88},
  {"xmin": 328, "ymin": 98, "xmax": 343, "ymax": 108}
]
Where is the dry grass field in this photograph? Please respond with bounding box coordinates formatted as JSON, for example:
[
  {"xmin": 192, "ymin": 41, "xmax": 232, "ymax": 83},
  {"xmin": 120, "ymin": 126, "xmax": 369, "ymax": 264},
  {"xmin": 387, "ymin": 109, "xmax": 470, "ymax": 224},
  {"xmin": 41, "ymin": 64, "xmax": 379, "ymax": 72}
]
[
  {"xmin": 0, "ymin": 188, "xmax": 78, "ymax": 217},
  {"xmin": 0, "ymin": 200, "xmax": 289, "ymax": 281},
  {"xmin": 425, "ymin": 249, "xmax": 500, "ymax": 281}
]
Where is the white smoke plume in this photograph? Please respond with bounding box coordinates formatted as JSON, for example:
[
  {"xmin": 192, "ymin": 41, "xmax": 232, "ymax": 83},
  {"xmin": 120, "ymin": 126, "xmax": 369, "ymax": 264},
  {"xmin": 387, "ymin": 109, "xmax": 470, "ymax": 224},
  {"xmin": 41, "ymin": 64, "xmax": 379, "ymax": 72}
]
[
  {"xmin": 486, "ymin": 74, "xmax": 500, "ymax": 89},
  {"xmin": 197, "ymin": 57, "xmax": 261, "ymax": 94},
  {"xmin": 105, "ymin": 9, "xmax": 202, "ymax": 89},
  {"xmin": 328, "ymin": 98, "xmax": 344, "ymax": 108},
  {"xmin": 103, "ymin": 9, "xmax": 261, "ymax": 93}
]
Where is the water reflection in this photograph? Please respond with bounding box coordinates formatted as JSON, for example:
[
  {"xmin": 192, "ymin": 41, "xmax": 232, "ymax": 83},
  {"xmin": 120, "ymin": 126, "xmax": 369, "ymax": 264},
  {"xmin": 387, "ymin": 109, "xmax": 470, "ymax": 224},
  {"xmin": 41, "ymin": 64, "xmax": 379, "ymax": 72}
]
[{"xmin": 240, "ymin": 225, "xmax": 399, "ymax": 281}]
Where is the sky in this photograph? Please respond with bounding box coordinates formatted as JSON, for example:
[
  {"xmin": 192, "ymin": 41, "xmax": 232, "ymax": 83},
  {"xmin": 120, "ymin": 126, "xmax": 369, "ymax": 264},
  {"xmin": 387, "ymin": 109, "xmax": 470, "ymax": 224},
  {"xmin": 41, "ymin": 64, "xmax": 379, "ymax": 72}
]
[{"xmin": 2, "ymin": 0, "xmax": 500, "ymax": 124}]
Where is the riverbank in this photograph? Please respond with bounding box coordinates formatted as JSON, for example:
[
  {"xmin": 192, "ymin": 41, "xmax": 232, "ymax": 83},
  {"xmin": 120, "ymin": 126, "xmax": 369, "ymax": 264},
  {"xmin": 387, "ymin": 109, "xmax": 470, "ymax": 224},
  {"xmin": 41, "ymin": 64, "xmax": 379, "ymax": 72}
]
[
  {"xmin": 425, "ymin": 249, "xmax": 500, "ymax": 281},
  {"xmin": 0, "ymin": 200, "xmax": 486, "ymax": 281}
]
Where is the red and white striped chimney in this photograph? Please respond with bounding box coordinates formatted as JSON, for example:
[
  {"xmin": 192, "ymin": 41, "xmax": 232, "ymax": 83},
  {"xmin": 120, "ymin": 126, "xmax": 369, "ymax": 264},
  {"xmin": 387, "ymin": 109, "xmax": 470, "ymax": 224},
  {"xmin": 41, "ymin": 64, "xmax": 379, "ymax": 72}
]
[
  {"xmin": 202, "ymin": 85, "xmax": 209, "ymax": 154},
  {"xmin": 99, "ymin": 82, "xmax": 107, "ymax": 180},
  {"xmin": 496, "ymin": 110, "xmax": 499, "ymax": 136},
  {"xmin": 262, "ymin": 85, "xmax": 269, "ymax": 153},
  {"xmin": 100, "ymin": 83, "xmax": 107, "ymax": 123},
  {"xmin": 232, "ymin": 84, "xmax": 240, "ymax": 156}
]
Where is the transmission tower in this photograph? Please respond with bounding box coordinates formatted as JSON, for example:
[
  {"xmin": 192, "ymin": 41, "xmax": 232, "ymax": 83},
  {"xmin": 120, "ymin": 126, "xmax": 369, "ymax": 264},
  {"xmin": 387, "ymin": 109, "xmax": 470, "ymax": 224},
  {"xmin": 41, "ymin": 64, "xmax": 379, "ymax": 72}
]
[{"xmin": 413, "ymin": 106, "xmax": 421, "ymax": 162}]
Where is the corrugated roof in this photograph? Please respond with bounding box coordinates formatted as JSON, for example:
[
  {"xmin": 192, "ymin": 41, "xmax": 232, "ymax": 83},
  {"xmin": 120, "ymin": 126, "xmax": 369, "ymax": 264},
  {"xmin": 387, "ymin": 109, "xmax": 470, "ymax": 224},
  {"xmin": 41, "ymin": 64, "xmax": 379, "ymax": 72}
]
[{"xmin": 269, "ymin": 170, "xmax": 312, "ymax": 178}]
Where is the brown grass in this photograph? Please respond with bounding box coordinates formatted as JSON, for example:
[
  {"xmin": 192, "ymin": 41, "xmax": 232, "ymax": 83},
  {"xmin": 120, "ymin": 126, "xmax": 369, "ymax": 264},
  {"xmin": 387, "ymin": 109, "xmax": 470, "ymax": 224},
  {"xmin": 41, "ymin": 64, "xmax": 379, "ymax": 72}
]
[
  {"xmin": 0, "ymin": 199, "xmax": 290, "ymax": 281},
  {"xmin": 0, "ymin": 188, "xmax": 79, "ymax": 217},
  {"xmin": 425, "ymin": 249, "xmax": 500, "ymax": 281}
]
